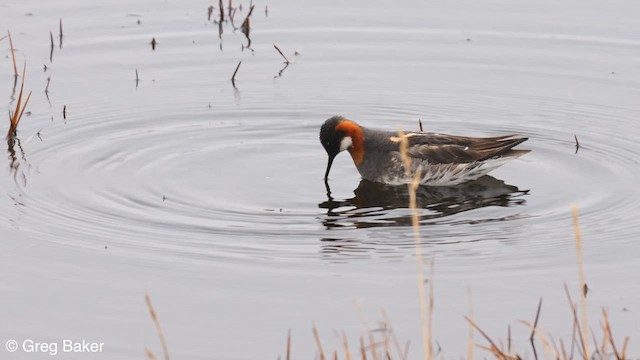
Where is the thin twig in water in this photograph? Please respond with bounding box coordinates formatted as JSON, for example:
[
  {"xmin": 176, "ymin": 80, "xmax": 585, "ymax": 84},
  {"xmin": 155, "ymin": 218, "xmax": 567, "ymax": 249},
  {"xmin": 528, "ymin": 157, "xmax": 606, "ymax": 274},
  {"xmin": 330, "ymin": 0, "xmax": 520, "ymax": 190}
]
[
  {"xmin": 419, "ymin": 119, "xmax": 423, "ymax": 132},
  {"xmin": 150, "ymin": 37, "xmax": 157, "ymax": 50},
  {"xmin": 273, "ymin": 44, "xmax": 290, "ymax": 64},
  {"xmin": 231, "ymin": 61, "xmax": 241, "ymax": 87},
  {"xmin": 45, "ymin": 77, "xmax": 51, "ymax": 94},
  {"xmin": 574, "ymin": 135, "xmax": 580, "ymax": 154},
  {"xmin": 218, "ymin": 0, "xmax": 224, "ymax": 23},
  {"xmin": 136, "ymin": 69, "xmax": 140, "ymax": 87},
  {"xmin": 63, "ymin": 105, "xmax": 67, "ymax": 120},
  {"xmin": 144, "ymin": 293, "xmax": 170, "ymax": 360},
  {"xmin": 59, "ymin": 19, "xmax": 63, "ymax": 48},
  {"xmin": 207, "ymin": 5, "xmax": 213, "ymax": 21}
]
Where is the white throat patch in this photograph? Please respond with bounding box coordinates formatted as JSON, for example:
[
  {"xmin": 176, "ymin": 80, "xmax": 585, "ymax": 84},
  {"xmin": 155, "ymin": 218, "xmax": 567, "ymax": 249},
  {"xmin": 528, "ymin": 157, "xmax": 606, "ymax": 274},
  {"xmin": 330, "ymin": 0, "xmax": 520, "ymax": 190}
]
[{"xmin": 339, "ymin": 136, "xmax": 353, "ymax": 151}]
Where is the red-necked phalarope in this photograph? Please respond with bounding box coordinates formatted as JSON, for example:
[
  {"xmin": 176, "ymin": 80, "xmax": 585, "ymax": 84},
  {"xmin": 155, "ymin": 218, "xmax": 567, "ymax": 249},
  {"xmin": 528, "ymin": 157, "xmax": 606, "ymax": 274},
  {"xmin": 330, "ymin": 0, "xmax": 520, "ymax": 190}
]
[{"xmin": 320, "ymin": 116, "xmax": 529, "ymax": 186}]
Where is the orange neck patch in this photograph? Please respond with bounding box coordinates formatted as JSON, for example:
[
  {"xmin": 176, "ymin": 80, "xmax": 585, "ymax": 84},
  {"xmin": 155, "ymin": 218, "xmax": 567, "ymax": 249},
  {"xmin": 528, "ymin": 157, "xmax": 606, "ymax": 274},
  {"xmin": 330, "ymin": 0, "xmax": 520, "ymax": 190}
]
[{"xmin": 336, "ymin": 120, "xmax": 365, "ymax": 165}]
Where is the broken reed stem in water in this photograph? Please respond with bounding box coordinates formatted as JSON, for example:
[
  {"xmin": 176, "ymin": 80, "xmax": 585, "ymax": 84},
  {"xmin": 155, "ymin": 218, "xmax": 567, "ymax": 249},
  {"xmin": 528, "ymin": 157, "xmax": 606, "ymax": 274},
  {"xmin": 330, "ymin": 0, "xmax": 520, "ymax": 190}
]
[
  {"xmin": 8, "ymin": 31, "xmax": 18, "ymax": 77},
  {"xmin": 397, "ymin": 130, "xmax": 431, "ymax": 360},
  {"xmin": 59, "ymin": 19, "xmax": 63, "ymax": 47},
  {"xmin": 273, "ymin": 44, "xmax": 290, "ymax": 64},
  {"xmin": 231, "ymin": 60, "xmax": 241, "ymax": 86},
  {"xmin": 144, "ymin": 293, "xmax": 170, "ymax": 360},
  {"xmin": 571, "ymin": 205, "xmax": 590, "ymax": 358},
  {"xmin": 7, "ymin": 61, "xmax": 32, "ymax": 139}
]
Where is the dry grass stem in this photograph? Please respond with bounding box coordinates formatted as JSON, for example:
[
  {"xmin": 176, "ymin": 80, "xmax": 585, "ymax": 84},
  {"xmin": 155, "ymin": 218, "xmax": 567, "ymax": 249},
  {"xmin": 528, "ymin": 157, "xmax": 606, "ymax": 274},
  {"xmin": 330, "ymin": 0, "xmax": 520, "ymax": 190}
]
[
  {"xmin": 396, "ymin": 130, "xmax": 431, "ymax": 360},
  {"xmin": 519, "ymin": 320, "xmax": 557, "ymax": 359},
  {"xmin": 8, "ymin": 31, "xmax": 18, "ymax": 77},
  {"xmin": 231, "ymin": 60, "xmax": 241, "ymax": 86},
  {"xmin": 286, "ymin": 329, "xmax": 291, "ymax": 360},
  {"xmin": 355, "ymin": 302, "xmax": 379, "ymax": 360},
  {"xmin": 467, "ymin": 287, "xmax": 474, "ymax": 360},
  {"xmin": 464, "ymin": 316, "xmax": 511, "ymax": 359},
  {"xmin": 563, "ymin": 283, "xmax": 588, "ymax": 358},
  {"xmin": 7, "ymin": 61, "xmax": 32, "ymax": 139},
  {"xmin": 273, "ymin": 44, "xmax": 290, "ymax": 64},
  {"xmin": 312, "ymin": 323, "xmax": 326, "ymax": 360},
  {"xmin": 571, "ymin": 205, "xmax": 590, "ymax": 358},
  {"xmin": 144, "ymin": 293, "xmax": 170, "ymax": 360}
]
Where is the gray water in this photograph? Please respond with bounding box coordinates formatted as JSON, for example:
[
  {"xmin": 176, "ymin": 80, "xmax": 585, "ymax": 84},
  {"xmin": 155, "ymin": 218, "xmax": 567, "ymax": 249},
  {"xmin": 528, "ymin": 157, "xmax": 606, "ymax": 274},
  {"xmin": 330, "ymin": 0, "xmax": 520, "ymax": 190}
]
[{"xmin": 1, "ymin": 0, "xmax": 640, "ymax": 358}]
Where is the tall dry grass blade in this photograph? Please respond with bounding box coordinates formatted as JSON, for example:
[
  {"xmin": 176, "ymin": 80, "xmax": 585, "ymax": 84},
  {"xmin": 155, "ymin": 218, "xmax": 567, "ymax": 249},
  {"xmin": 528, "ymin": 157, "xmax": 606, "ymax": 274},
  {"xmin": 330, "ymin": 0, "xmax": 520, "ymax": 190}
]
[
  {"xmin": 602, "ymin": 308, "xmax": 622, "ymax": 359},
  {"xmin": 381, "ymin": 310, "xmax": 406, "ymax": 360},
  {"xmin": 7, "ymin": 61, "xmax": 30, "ymax": 139},
  {"xmin": 571, "ymin": 205, "xmax": 590, "ymax": 358},
  {"xmin": 397, "ymin": 129, "xmax": 431, "ymax": 360},
  {"xmin": 144, "ymin": 293, "xmax": 170, "ymax": 360},
  {"xmin": 340, "ymin": 330, "xmax": 352, "ymax": 360},
  {"xmin": 519, "ymin": 319, "xmax": 557, "ymax": 359},
  {"xmin": 312, "ymin": 323, "xmax": 326, "ymax": 360},
  {"xmin": 559, "ymin": 339, "xmax": 568, "ymax": 360},
  {"xmin": 286, "ymin": 329, "xmax": 291, "ymax": 360},
  {"xmin": 507, "ymin": 325, "xmax": 511, "ymax": 354},
  {"xmin": 464, "ymin": 316, "xmax": 507, "ymax": 358},
  {"xmin": 467, "ymin": 287, "xmax": 474, "ymax": 360},
  {"xmin": 360, "ymin": 336, "xmax": 368, "ymax": 360},
  {"xmin": 563, "ymin": 283, "xmax": 587, "ymax": 359},
  {"xmin": 355, "ymin": 301, "xmax": 379, "ymax": 360},
  {"xmin": 8, "ymin": 31, "xmax": 18, "ymax": 77},
  {"xmin": 621, "ymin": 337, "xmax": 629, "ymax": 359}
]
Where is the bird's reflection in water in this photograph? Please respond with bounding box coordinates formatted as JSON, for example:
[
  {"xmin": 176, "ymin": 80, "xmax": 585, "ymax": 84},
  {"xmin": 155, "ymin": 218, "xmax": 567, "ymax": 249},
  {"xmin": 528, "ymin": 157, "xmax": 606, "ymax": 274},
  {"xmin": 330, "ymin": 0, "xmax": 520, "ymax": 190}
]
[{"xmin": 319, "ymin": 176, "xmax": 529, "ymax": 229}]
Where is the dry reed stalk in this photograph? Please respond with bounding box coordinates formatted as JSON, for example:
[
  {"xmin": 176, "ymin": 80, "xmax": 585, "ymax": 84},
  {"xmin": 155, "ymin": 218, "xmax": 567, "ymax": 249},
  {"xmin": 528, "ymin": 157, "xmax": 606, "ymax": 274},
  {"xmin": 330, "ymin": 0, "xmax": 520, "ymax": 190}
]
[
  {"xmin": 355, "ymin": 302, "xmax": 379, "ymax": 360},
  {"xmin": 381, "ymin": 310, "xmax": 407, "ymax": 360},
  {"xmin": 273, "ymin": 44, "xmax": 290, "ymax": 64},
  {"xmin": 602, "ymin": 308, "xmax": 624, "ymax": 359},
  {"xmin": 312, "ymin": 323, "xmax": 326, "ymax": 360},
  {"xmin": 231, "ymin": 61, "xmax": 241, "ymax": 86},
  {"xmin": 0, "ymin": 34, "xmax": 7, "ymax": 41},
  {"xmin": 286, "ymin": 329, "xmax": 291, "ymax": 360},
  {"xmin": 45, "ymin": 76, "xmax": 51, "ymax": 93},
  {"xmin": 418, "ymin": 119, "xmax": 423, "ymax": 132},
  {"xmin": 207, "ymin": 5, "xmax": 213, "ymax": 21},
  {"xmin": 360, "ymin": 336, "xmax": 367, "ymax": 360},
  {"xmin": 7, "ymin": 62, "xmax": 32, "ymax": 139},
  {"xmin": 519, "ymin": 320, "xmax": 557, "ymax": 358},
  {"xmin": 467, "ymin": 287, "xmax": 474, "ymax": 360},
  {"xmin": 218, "ymin": 0, "xmax": 224, "ymax": 22},
  {"xmin": 571, "ymin": 205, "xmax": 590, "ymax": 358},
  {"xmin": 8, "ymin": 31, "xmax": 18, "ymax": 77},
  {"xmin": 396, "ymin": 130, "xmax": 431, "ymax": 360},
  {"xmin": 144, "ymin": 293, "xmax": 170, "ymax": 360},
  {"xmin": 463, "ymin": 316, "xmax": 509, "ymax": 359},
  {"xmin": 63, "ymin": 105, "xmax": 67, "ymax": 119},
  {"xmin": 59, "ymin": 19, "xmax": 63, "ymax": 47},
  {"xmin": 563, "ymin": 283, "xmax": 588, "ymax": 358},
  {"xmin": 340, "ymin": 330, "xmax": 352, "ymax": 360}
]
